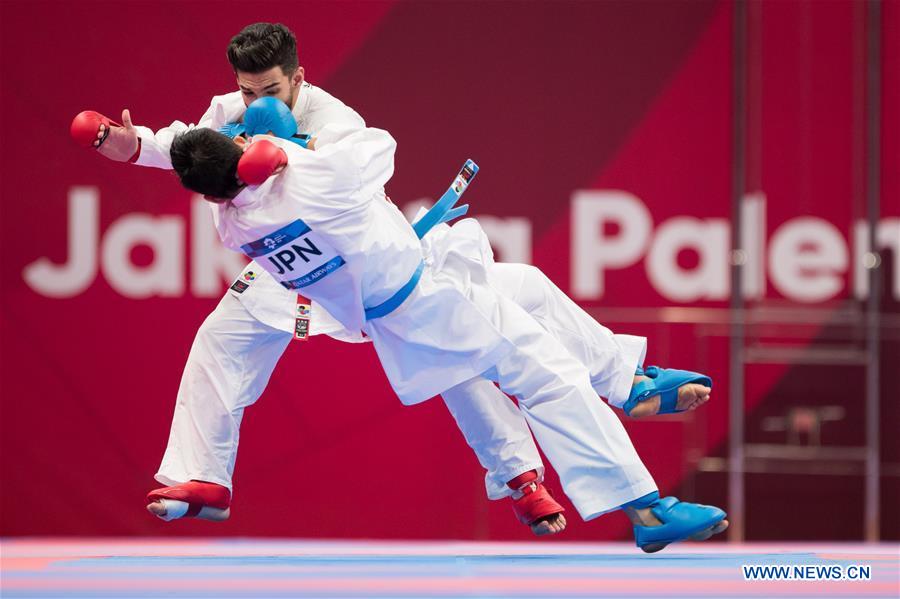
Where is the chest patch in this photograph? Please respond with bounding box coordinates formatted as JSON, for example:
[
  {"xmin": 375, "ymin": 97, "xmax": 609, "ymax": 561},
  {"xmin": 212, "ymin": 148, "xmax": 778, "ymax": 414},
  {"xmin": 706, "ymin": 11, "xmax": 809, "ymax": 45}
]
[{"xmin": 241, "ymin": 219, "xmax": 345, "ymax": 290}]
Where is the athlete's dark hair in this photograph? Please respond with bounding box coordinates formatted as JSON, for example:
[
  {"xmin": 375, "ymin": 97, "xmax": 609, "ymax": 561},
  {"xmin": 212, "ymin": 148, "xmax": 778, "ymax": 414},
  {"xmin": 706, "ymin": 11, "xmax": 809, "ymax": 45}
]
[
  {"xmin": 170, "ymin": 129, "xmax": 243, "ymax": 199},
  {"xmin": 227, "ymin": 23, "xmax": 299, "ymax": 75}
]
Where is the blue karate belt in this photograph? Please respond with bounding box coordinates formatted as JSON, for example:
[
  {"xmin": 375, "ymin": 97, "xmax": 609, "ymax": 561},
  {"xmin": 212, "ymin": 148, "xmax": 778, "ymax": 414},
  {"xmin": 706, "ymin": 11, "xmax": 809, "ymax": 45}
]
[{"xmin": 364, "ymin": 160, "xmax": 479, "ymax": 321}]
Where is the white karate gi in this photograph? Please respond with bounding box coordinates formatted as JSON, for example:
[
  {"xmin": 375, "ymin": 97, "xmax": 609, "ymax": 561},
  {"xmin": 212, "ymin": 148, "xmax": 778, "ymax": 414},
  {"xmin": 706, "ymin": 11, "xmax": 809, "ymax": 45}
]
[
  {"xmin": 143, "ymin": 84, "xmax": 651, "ymax": 510},
  {"xmin": 146, "ymin": 84, "xmax": 544, "ymax": 499},
  {"xmin": 210, "ymin": 128, "xmax": 656, "ymax": 518}
]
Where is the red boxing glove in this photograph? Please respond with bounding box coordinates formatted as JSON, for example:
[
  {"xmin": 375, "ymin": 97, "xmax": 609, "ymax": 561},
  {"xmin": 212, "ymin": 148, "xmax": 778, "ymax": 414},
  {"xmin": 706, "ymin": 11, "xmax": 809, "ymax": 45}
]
[
  {"xmin": 70, "ymin": 110, "xmax": 122, "ymax": 148},
  {"xmin": 237, "ymin": 139, "xmax": 288, "ymax": 185}
]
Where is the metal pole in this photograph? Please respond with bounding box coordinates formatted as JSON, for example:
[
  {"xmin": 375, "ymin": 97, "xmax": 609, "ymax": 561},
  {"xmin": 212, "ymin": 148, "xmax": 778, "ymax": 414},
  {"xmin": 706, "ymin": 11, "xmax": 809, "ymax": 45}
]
[
  {"xmin": 864, "ymin": 0, "xmax": 882, "ymax": 543},
  {"xmin": 728, "ymin": 0, "xmax": 748, "ymax": 543}
]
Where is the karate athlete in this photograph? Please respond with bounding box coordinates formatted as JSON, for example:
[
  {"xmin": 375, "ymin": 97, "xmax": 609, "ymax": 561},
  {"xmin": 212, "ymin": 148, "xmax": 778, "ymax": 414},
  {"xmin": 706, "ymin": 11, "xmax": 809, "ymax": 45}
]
[
  {"xmin": 71, "ymin": 22, "xmax": 711, "ymax": 541},
  {"xmin": 164, "ymin": 123, "xmax": 727, "ymax": 552}
]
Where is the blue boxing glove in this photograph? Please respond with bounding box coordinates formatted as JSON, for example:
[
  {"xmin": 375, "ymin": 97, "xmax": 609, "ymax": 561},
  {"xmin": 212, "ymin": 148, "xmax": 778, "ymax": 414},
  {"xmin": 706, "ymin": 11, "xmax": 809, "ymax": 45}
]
[
  {"xmin": 244, "ymin": 97, "xmax": 296, "ymax": 137},
  {"xmin": 243, "ymin": 97, "xmax": 311, "ymax": 148}
]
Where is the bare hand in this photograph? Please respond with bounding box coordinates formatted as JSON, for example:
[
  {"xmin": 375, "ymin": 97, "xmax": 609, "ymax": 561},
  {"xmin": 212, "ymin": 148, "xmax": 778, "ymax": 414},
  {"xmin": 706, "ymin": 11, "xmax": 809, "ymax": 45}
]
[{"xmin": 96, "ymin": 109, "xmax": 139, "ymax": 162}]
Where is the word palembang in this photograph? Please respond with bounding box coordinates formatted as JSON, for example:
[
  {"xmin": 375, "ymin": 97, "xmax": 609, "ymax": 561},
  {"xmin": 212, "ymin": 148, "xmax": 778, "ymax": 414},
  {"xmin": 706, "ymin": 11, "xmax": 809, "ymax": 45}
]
[{"xmin": 572, "ymin": 191, "xmax": 899, "ymax": 303}]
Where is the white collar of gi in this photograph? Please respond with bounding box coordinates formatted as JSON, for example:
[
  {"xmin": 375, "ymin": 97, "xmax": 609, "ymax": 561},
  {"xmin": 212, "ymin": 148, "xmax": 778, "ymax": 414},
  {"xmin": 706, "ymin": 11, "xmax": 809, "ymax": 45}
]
[
  {"xmin": 292, "ymin": 81, "xmax": 311, "ymax": 120},
  {"xmin": 228, "ymin": 185, "xmax": 256, "ymax": 208}
]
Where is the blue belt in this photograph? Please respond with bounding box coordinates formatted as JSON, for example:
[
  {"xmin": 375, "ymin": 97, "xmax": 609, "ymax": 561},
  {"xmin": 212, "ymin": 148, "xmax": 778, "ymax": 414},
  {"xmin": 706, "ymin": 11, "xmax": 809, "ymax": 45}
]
[
  {"xmin": 412, "ymin": 159, "xmax": 479, "ymax": 239},
  {"xmin": 365, "ymin": 160, "xmax": 479, "ymax": 321},
  {"xmin": 364, "ymin": 260, "xmax": 424, "ymax": 320}
]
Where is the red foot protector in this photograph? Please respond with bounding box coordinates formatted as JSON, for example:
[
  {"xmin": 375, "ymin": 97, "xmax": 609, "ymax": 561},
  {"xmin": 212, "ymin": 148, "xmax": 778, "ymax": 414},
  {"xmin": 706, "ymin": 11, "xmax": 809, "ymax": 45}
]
[
  {"xmin": 508, "ymin": 471, "xmax": 565, "ymax": 526},
  {"xmin": 70, "ymin": 111, "xmax": 122, "ymax": 147},
  {"xmin": 146, "ymin": 480, "xmax": 230, "ymax": 519}
]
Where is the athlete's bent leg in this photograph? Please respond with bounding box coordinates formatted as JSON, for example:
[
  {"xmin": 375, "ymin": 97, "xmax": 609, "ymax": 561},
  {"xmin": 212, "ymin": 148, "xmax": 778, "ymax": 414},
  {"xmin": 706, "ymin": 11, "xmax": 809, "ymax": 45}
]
[
  {"xmin": 442, "ymin": 378, "xmax": 566, "ymax": 535},
  {"xmin": 489, "ymin": 263, "xmax": 710, "ymax": 416},
  {"xmin": 442, "ymin": 378, "xmax": 543, "ymax": 500},
  {"xmin": 489, "ymin": 263, "xmax": 646, "ymax": 410},
  {"xmin": 483, "ymin": 295, "xmax": 657, "ymax": 520},
  {"xmin": 481, "ymin": 295, "xmax": 726, "ymax": 548}
]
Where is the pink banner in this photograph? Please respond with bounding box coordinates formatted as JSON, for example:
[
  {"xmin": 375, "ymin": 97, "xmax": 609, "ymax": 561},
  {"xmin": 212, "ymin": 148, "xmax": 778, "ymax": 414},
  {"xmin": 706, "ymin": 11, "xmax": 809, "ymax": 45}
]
[{"xmin": 1, "ymin": 0, "xmax": 896, "ymax": 539}]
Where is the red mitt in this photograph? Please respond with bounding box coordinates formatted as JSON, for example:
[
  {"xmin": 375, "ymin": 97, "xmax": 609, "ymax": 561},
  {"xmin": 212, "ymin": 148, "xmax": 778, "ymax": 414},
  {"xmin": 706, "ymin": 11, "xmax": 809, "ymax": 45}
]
[
  {"xmin": 238, "ymin": 139, "xmax": 288, "ymax": 185},
  {"xmin": 70, "ymin": 110, "xmax": 122, "ymax": 148}
]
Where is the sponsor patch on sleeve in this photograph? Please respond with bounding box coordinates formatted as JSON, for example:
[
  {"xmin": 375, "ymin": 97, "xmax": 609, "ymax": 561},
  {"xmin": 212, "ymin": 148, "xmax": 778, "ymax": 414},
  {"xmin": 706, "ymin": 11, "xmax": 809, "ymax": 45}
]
[
  {"xmin": 294, "ymin": 295, "xmax": 311, "ymax": 341},
  {"xmin": 230, "ymin": 280, "xmax": 250, "ymax": 294}
]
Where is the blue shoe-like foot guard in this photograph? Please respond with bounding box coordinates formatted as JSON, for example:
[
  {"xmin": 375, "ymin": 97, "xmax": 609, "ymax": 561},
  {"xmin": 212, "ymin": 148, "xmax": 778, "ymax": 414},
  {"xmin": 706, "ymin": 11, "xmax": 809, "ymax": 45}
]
[
  {"xmin": 624, "ymin": 491, "xmax": 726, "ymax": 552},
  {"xmin": 624, "ymin": 366, "xmax": 712, "ymax": 416}
]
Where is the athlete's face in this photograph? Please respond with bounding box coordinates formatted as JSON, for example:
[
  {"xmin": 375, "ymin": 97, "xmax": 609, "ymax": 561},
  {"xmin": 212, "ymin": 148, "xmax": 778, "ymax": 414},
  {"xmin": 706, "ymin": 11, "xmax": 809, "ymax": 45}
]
[{"xmin": 236, "ymin": 66, "xmax": 304, "ymax": 109}]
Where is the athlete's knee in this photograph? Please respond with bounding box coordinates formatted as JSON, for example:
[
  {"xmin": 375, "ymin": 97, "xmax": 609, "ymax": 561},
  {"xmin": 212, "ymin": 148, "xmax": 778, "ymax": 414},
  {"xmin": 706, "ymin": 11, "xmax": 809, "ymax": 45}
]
[
  {"xmin": 510, "ymin": 361, "xmax": 592, "ymax": 409},
  {"xmin": 516, "ymin": 263, "xmax": 546, "ymax": 283},
  {"xmin": 523, "ymin": 264, "xmax": 559, "ymax": 297},
  {"xmin": 510, "ymin": 264, "xmax": 556, "ymax": 311}
]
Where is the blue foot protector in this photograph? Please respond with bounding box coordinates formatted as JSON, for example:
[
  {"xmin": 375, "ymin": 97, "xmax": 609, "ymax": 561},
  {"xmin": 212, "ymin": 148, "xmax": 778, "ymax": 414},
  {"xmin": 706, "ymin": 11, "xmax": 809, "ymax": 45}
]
[
  {"xmin": 623, "ymin": 492, "xmax": 726, "ymax": 551},
  {"xmin": 623, "ymin": 366, "xmax": 712, "ymax": 416}
]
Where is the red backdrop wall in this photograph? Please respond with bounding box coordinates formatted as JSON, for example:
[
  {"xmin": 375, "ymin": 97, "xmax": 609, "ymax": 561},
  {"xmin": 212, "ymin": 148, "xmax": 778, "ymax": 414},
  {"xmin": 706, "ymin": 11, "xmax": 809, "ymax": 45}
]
[{"xmin": 1, "ymin": 0, "xmax": 897, "ymax": 540}]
